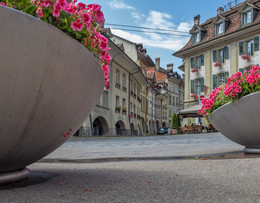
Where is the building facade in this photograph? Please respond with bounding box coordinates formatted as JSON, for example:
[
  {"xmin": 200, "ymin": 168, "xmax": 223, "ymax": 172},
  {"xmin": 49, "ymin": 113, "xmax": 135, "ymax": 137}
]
[{"xmin": 174, "ymin": 0, "xmax": 260, "ymax": 126}]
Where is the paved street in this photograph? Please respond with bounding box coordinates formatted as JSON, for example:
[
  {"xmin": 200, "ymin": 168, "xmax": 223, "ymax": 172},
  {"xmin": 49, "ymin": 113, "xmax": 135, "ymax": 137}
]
[
  {"xmin": 1, "ymin": 133, "xmax": 260, "ymax": 203},
  {"xmin": 45, "ymin": 133, "xmax": 244, "ymax": 161}
]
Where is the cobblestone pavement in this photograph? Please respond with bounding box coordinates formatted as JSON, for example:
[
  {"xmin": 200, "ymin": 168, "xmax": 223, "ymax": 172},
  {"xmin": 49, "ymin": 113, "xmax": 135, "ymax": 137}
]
[{"xmin": 44, "ymin": 133, "xmax": 244, "ymax": 161}]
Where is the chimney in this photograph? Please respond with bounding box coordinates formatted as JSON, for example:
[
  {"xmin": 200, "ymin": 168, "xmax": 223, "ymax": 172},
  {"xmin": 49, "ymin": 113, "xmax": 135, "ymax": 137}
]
[
  {"xmin": 217, "ymin": 7, "xmax": 224, "ymax": 15},
  {"xmin": 167, "ymin": 63, "xmax": 173, "ymax": 71},
  {"xmin": 155, "ymin": 57, "xmax": 160, "ymax": 71},
  {"xmin": 194, "ymin": 15, "xmax": 200, "ymax": 25}
]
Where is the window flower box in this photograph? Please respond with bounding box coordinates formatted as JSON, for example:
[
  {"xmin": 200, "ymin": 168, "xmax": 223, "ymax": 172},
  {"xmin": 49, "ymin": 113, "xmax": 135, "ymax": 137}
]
[
  {"xmin": 190, "ymin": 93, "xmax": 198, "ymax": 99},
  {"xmin": 191, "ymin": 68, "xmax": 199, "ymax": 73},
  {"xmin": 241, "ymin": 54, "xmax": 250, "ymax": 61},
  {"xmin": 214, "ymin": 61, "xmax": 222, "ymax": 67}
]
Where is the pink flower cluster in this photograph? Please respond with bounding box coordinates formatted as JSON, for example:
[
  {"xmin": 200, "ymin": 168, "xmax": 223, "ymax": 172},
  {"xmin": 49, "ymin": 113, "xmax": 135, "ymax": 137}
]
[
  {"xmin": 199, "ymin": 65, "xmax": 260, "ymax": 118},
  {"xmin": 245, "ymin": 65, "xmax": 260, "ymax": 85},
  {"xmin": 224, "ymin": 72, "xmax": 243, "ymax": 98},
  {"xmin": 0, "ymin": 2, "xmax": 7, "ymax": 6},
  {"xmin": 32, "ymin": 0, "xmax": 110, "ymax": 88},
  {"xmin": 191, "ymin": 68, "xmax": 199, "ymax": 73},
  {"xmin": 214, "ymin": 61, "xmax": 221, "ymax": 67},
  {"xmin": 241, "ymin": 54, "xmax": 250, "ymax": 61},
  {"xmin": 198, "ymin": 87, "xmax": 222, "ymax": 116}
]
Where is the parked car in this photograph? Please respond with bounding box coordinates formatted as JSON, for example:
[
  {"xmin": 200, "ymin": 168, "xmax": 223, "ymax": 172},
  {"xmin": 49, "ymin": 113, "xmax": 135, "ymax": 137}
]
[{"xmin": 157, "ymin": 128, "xmax": 166, "ymax": 135}]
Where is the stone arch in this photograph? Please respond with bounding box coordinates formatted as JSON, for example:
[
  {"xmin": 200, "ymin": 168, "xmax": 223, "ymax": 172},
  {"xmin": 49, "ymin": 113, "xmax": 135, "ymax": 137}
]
[
  {"xmin": 93, "ymin": 116, "xmax": 109, "ymax": 136},
  {"xmin": 162, "ymin": 121, "xmax": 167, "ymax": 128},
  {"xmin": 115, "ymin": 120, "xmax": 126, "ymax": 136}
]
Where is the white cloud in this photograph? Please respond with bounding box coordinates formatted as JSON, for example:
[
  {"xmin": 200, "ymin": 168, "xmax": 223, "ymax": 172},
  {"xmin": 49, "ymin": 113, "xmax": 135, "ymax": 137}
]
[
  {"xmin": 177, "ymin": 22, "xmax": 193, "ymax": 32},
  {"xmin": 131, "ymin": 12, "xmax": 145, "ymax": 20},
  {"xmin": 108, "ymin": 0, "xmax": 135, "ymax": 10}
]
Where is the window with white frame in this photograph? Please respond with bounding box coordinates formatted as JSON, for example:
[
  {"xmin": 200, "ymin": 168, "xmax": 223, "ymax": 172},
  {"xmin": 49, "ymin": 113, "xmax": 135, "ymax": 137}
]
[
  {"xmin": 218, "ymin": 73, "xmax": 225, "ymax": 86},
  {"xmin": 116, "ymin": 69, "xmax": 120, "ymax": 85},
  {"xmin": 215, "ymin": 22, "xmax": 224, "ymax": 35},
  {"xmin": 193, "ymin": 32, "xmax": 200, "ymax": 44},
  {"xmin": 241, "ymin": 9, "xmax": 252, "ymax": 25},
  {"xmin": 246, "ymin": 40, "xmax": 254, "ymax": 56},
  {"xmin": 195, "ymin": 79, "xmax": 201, "ymax": 94},
  {"xmin": 122, "ymin": 73, "xmax": 126, "ymax": 89}
]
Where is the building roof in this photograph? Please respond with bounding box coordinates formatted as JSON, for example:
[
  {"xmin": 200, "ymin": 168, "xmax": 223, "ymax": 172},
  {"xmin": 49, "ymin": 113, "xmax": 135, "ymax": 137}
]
[{"xmin": 174, "ymin": 0, "xmax": 260, "ymax": 58}]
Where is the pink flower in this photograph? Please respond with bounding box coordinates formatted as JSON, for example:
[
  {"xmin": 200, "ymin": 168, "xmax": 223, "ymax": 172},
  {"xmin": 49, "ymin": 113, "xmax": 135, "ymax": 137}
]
[
  {"xmin": 57, "ymin": 0, "xmax": 68, "ymax": 10},
  {"xmin": 82, "ymin": 12, "xmax": 92, "ymax": 25},
  {"xmin": 87, "ymin": 4, "xmax": 101, "ymax": 12},
  {"xmin": 77, "ymin": 2, "xmax": 86, "ymax": 9},
  {"xmin": 71, "ymin": 19, "xmax": 84, "ymax": 31},
  {"xmin": 53, "ymin": 9, "xmax": 60, "ymax": 17},
  {"xmin": 43, "ymin": 0, "xmax": 51, "ymax": 8}
]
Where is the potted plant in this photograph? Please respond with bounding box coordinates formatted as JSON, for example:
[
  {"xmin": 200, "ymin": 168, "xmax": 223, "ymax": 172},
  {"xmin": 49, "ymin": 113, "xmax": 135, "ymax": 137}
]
[
  {"xmin": 214, "ymin": 61, "xmax": 222, "ymax": 67},
  {"xmin": 0, "ymin": 0, "xmax": 111, "ymax": 182},
  {"xmin": 241, "ymin": 54, "xmax": 250, "ymax": 61},
  {"xmin": 199, "ymin": 65, "xmax": 260, "ymax": 153},
  {"xmin": 171, "ymin": 114, "xmax": 180, "ymax": 134}
]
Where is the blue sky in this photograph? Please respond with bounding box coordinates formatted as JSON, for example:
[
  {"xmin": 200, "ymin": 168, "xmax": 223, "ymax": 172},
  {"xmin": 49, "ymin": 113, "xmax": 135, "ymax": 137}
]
[{"xmin": 83, "ymin": 0, "xmax": 243, "ymax": 73}]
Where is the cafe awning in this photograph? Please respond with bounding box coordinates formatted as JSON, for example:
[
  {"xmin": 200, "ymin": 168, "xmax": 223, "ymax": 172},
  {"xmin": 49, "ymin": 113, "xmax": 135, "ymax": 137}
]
[{"xmin": 179, "ymin": 104, "xmax": 203, "ymax": 118}]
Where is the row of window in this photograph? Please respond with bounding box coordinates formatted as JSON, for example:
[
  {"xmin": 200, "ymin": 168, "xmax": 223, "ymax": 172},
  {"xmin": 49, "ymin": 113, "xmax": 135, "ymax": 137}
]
[
  {"xmin": 190, "ymin": 72, "xmax": 229, "ymax": 95},
  {"xmin": 192, "ymin": 4, "xmax": 259, "ymax": 44},
  {"xmin": 191, "ymin": 37, "xmax": 259, "ymax": 69},
  {"xmin": 168, "ymin": 96, "xmax": 179, "ymax": 106}
]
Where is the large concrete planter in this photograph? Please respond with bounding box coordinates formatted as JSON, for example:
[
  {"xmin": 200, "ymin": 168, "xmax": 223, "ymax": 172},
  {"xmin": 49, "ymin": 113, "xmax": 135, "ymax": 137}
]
[
  {"xmin": 209, "ymin": 91, "xmax": 260, "ymax": 154},
  {"xmin": 0, "ymin": 6, "xmax": 104, "ymax": 174}
]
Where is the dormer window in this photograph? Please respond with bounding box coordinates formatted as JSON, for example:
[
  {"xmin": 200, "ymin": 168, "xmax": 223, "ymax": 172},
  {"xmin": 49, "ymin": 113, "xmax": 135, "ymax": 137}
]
[
  {"xmin": 193, "ymin": 31, "xmax": 201, "ymax": 44},
  {"xmin": 241, "ymin": 9, "xmax": 252, "ymax": 25},
  {"xmin": 215, "ymin": 22, "xmax": 224, "ymax": 35},
  {"xmin": 240, "ymin": 3, "xmax": 259, "ymax": 26},
  {"xmin": 213, "ymin": 15, "xmax": 230, "ymax": 36}
]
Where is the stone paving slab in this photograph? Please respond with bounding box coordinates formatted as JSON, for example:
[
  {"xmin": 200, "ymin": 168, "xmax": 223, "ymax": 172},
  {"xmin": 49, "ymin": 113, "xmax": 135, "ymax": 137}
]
[
  {"xmin": 0, "ymin": 159, "xmax": 260, "ymax": 203},
  {"xmin": 45, "ymin": 133, "xmax": 245, "ymax": 161}
]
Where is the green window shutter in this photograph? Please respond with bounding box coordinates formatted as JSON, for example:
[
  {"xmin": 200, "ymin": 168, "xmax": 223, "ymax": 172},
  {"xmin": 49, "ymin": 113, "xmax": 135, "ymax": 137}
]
[
  {"xmin": 225, "ymin": 71, "xmax": 229, "ymax": 82},
  {"xmin": 254, "ymin": 36, "xmax": 259, "ymax": 51},
  {"xmin": 190, "ymin": 58, "xmax": 194, "ymax": 69},
  {"xmin": 239, "ymin": 68, "xmax": 244, "ymax": 73},
  {"xmin": 191, "ymin": 80, "xmax": 194, "ymax": 94},
  {"xmin": 200, "ymin": 54, "xmax": 204, "ymax": 66},
  {"xmin": 200, "ymin": 77, "xmax": 204, "ymax": 92},
  {"xmin": 224, "ymin": 46, "xmax": 229, "ymax": 59},
  {"xmin": 213, "ymin": 50, "xmax": 217, "ymax": 62},
  {"xmin": 239, "ymin": 41, "xmax": 244, "ymax": 55},
  {"xmin": 213, "ymin": 75, "xmax": 217, "ymax": 89}
]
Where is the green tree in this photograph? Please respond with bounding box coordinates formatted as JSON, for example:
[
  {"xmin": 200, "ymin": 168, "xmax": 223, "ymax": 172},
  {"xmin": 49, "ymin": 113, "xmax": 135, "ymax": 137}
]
[{"xmin": 172, "ymin": 114, "xmax": 180, "ymax": 129}]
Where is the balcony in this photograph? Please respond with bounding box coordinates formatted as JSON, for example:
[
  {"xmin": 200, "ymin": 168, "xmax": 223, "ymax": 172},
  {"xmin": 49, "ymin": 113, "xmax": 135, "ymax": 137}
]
[
  {"xmin": 122, "ymin": 107, "xmax": 127, "ymax": 114},
  {"xmin": 115, "ymin": 83, "xmax": 121, "ymax": 89},
  {"xmin": 115, "ymin": 106, "xmax": 121, "ymax": 113},
  {"xmin": 122, "ymin": 86, "xmax": 127, "ymax": 92}
]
